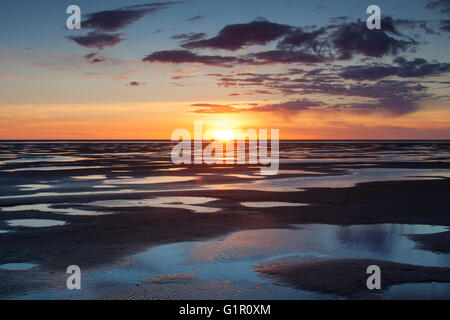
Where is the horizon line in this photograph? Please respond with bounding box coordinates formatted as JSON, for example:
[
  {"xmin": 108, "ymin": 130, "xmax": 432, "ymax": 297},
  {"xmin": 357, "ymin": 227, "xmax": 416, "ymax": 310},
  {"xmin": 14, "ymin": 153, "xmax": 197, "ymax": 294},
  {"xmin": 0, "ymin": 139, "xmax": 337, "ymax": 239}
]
[{"xmin": 0, "ymin": 139, "xmax": 448, "ymax": 142}]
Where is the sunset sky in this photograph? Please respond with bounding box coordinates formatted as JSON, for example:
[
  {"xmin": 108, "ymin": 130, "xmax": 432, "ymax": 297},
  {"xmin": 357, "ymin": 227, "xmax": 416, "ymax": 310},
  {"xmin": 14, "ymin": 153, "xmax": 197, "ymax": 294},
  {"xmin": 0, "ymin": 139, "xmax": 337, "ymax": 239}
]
[{"xmin": 1, "ymin": 0, "xmax": 449, "ymax": 139}]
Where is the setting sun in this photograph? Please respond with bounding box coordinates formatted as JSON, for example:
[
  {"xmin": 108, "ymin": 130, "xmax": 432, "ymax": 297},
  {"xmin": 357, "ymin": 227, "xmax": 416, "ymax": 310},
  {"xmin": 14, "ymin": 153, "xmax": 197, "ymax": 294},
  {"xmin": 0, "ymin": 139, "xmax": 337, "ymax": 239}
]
[{"xmin": 213, "ymin": 129, "xmax": 235, "ymax": 141}]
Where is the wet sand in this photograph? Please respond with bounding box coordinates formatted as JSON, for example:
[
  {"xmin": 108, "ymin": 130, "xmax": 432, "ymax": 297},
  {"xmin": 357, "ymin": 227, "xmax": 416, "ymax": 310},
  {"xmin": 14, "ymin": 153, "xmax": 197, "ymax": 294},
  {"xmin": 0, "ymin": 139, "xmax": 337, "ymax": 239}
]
[
  {"xmin": 254, "ymin": 258, "xmax": 450, "ymax": 299},
  {"xmin": 0, "ymin": 142, "xmax": 449, "ymax": 299},
  {"xmin": 409, "ymin": 231, "xmax": 450, "ymax": 254}
]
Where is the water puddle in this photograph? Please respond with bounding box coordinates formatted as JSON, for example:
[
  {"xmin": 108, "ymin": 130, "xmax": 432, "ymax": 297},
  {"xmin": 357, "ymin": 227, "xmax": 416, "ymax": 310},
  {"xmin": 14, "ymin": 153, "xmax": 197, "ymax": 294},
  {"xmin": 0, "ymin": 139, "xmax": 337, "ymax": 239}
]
[
  {"xmin": 4, "ymin": 168, "xmax": 448, "ymax": 198},
  {"xmin": 103, "ymin": 176, "xmax": 196, "ymax": 185},
  {"xmin": 259, "ymin": 170, "xmax": 326, "ymax": 175},
  {"xmin": 0, "ymin": 263, "xmax": 38, "ymax": 271},
  {"xmin": 89, "ymin": 196, "xmax": 220, "ymax": 214},
  {"xmin": 72, "ymin": 175, "xmax": 106, "ymax": 180},
  {"xmin": 181, "ymin": 224, "xmax": 449, "ymax": 267},
  {"xmin": 225, "ymin": 174, "xmax": 265, "ymax": 179},
  {"xmin": 6, "ymin": 219, "xmax": 67, "ymax": 228},
  {"xmin": 383, "ymin": 282, "xmax": 450, "ymax": 300},
  {"xmin": 17, "ymin": 184, "xmax": 52, "ymax": 191},
  {"xmin": 205, "ymin": 168, "xmax": 450, "ymax": 192},
  {"xmin": 92, "ymin": 185, "xmax": 117, "ymax": 189},
  {"xmin": 31, "ymin": 223, "xmax": 448, "ymax": 299},
  {"xmin": 241, "ymin": 202, "xmax": 308, "ymax": 208},
  {"xmin": 0, "ymin": 189, "xmax": 139, "ymax": 200},
  {"xmin": 155, "ymin": 168, "xmax": 187, "ymax": 172}
]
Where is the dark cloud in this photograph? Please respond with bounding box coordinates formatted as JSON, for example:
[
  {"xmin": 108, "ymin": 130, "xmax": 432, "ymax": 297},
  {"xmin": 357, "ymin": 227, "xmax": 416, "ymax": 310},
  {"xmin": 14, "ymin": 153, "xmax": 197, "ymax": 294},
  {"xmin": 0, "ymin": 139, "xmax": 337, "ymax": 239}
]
[
  {"xmin": 82, "ymin": 2, "xmax": 182, "ymax": 32},
  {"xmin": 152, "ymin": 17, "xmax": 422, "ymax": 68},
  {"xmin": 67, "ymin": 32, "xmax": 124, "ymax": 49},
  {"xmin": 84, "ymin": 52, "xmax": 106, "ymax": 64},
  {"xmin": 191, "ymin": 99, "xmax": 324, "ymax": 114},
  {"xmin": 142, "ymin": 49, "xmax": 314, "ymax": 67},
  {"xmin": 277, "ymin": 27, "xmax": 326, "ymax": 51},
  {"xmin": 426, "ymin": 0, "xmax": 450, "ymax": 15},
  {"xmin": 340, "ymin": 65, "xmax": 398, "ymax": 81},
  {"xmin": 274, "ymin": 80, "xmax": 430, "ymax": 115},
  {"xmin": 142, "ymin": 50, "xmax": 245, "ymax": 67},
  {"xmin": 250, "ymin": 99, "xmax": 324, "ymax": 113},
  {"xmin": 394, "ymin": 57, "xmax": 450, "ymax": 75},
  {"xmin": 187, "ymin": 15, "xmax": 204, "ymax": 22},
  {"xmin": 440, "ymin": 19, "xmax": 450, "ymax": 32},
  {"xmin": 177, "ymin": 17, "xmax": 417, "ymax": 63},
  {"xmin": 126, "ymin": 81, "xmax": 147, "ymax": 86},
  {"xmin": 253, "ymin": 89, "xmax": 274, "ymax": 95},
  {"xmin": 331, "ymin": 18, "xmax": 416, "ymax": 59},
  {"xmin": 182, "ymin": 20, "xmax": 293, "ymax": 51},
  {"xmin": 208, "ymin": 69, "xmax": 432, "ymax": 115},
  {"xmin": 339, "ymin": 58, "xmax": 450, "ymax": 80},
  {"xmin": 331, "ymin": 87, "xmax": 428, "ymax": 115},
  {"xmin": 394, "ymin": 19, "xmax": 440, "ymax": 35},
  {"xmin": 196, "ymin": 80, "xmax": 429, "ymax": 115},
  {"xmin": 208, "ymin": 72, "xmax": 291, "ymax": 87},
  {"xmin": 139, "ymin": 15, "xmax": 444, "ymax": 117},
  {"xmin": 329, "ymin": 16, "xmax": 350, "ymax": 24},
  {"xmin": 289, "ymin": 80, "xmax": 429, "ymax": 115}
]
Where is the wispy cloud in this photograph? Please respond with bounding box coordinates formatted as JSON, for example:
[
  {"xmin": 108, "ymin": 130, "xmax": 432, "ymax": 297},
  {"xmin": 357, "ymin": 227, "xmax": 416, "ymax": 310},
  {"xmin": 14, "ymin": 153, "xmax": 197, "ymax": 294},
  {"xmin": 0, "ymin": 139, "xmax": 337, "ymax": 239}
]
[
  {"xmin": 186, "ymin": 15, "xmax": 204, "ymax": 22},
  {"xmin": 84, "ymin": 52, "xmax": 107, "ymax": 64},
  {"xmin": 126, "ymin": 81, "xmax": 147, "ymax": 86}
]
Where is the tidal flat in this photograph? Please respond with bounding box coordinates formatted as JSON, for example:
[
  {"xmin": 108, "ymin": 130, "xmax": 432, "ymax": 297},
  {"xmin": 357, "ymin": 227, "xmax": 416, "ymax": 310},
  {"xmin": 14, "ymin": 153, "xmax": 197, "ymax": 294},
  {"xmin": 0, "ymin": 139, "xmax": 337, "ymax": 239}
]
[{"xmin": 0, "ymin": 141, "xmax": 449, "ymax": 299}]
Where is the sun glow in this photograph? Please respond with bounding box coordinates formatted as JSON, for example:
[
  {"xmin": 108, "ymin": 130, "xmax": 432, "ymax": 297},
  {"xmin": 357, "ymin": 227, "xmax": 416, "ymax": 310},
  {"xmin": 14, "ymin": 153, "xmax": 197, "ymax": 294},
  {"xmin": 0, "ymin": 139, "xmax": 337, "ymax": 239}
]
[{"xmin": 212, "ymin": 129, "xmax": 235, "ymax": 141}]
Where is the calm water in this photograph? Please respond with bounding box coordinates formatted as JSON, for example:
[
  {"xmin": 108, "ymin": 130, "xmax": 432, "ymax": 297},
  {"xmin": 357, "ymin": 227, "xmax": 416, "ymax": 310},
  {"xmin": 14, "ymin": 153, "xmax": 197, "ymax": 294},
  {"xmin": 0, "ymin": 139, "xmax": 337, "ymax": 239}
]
[
  {"xmin": 18, "ymin": 224, "xmax": 450, "ymax": 299},
  {"xmin": 0, "ymin": 142, "xmax": 449, "ymax": 200},
  {"xmin": 6, "ymin": 219, "xmax": 67, "ymax": 228},
  {"xmin": 0, "ymin": 263, "xmax": 37, "ymax": 271}
]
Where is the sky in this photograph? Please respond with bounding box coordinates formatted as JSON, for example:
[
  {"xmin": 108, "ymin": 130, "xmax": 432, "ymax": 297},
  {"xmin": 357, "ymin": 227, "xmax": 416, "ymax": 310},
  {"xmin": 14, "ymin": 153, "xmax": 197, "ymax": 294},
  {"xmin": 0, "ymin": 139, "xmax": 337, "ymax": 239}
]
[{"xmin": 0, "ymin": 0, "xmax": 449, "ymax": 139}]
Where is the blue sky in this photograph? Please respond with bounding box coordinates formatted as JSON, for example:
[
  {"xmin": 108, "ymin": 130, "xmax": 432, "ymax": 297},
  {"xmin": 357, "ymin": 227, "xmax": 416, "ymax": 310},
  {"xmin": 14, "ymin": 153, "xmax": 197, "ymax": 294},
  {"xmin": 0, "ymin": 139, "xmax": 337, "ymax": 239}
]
[{"xmin": 1, "ymin": 0, "xmax": 447, "ymax": 52}]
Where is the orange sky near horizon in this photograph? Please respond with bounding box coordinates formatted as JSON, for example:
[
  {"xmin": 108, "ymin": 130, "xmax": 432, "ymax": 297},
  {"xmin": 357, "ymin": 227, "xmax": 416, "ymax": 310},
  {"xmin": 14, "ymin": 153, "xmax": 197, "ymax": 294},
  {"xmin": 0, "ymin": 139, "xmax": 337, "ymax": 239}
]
[{"xmin": 1, "ymin": 100, "xmax": 449, "ymax": 140}]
